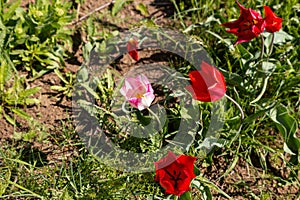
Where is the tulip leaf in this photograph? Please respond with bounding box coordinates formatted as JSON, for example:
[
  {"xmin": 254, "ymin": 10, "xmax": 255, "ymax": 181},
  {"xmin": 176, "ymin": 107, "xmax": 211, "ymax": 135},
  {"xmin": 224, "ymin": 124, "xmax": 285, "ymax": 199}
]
[
  {"xmin": 191, "ymin": 179, "xmax": 212, "ymax": 200},
  {"xmin": 273, "ymin": 30, "xmax": 293, "ymax": 44},
  {"xmin": 194, "ymin": 165, "xmax": 200, "ymax": 176},
  {"xmin": 178, "ymin": 191, "xmax": 192, "ymax": 200},
  {"xmin": 269, "ymin": 104, "xmax": 300, "ymax": 163},
  {"xmin": 262, "ymin": 61, "xmax": 276, "ymax": 74}
]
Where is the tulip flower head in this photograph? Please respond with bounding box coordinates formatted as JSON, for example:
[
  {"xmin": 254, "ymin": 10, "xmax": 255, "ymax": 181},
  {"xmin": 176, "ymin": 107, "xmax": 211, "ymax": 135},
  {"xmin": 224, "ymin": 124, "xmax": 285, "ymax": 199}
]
[
  {"xmin": 120, "ymin": 74, "xmax": 155, "ymax": 111},
  {"xmin": 264, "ymin": 6, "xmax": 282, "ymax": 33},
  {"xmin": 127, "ymin": 38, "xmax": 139, "ymax": 61},
  {"xmin": 154, "ymin": 151, "xmax": 197, "ymax": 197},
  {"xmin": 186, "ymin": 61, "xmax": 226, "ymax": 102},
  {"xmin": 221, "ymin": 0, "xmax": 265, "ymax": 45}
]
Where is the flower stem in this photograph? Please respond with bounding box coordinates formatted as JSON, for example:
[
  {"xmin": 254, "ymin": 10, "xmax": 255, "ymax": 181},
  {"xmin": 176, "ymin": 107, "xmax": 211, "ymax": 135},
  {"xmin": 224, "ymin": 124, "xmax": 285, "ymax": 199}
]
[
  {"xmin": 147, "ymin": 107, "xmax": 162, "ymax": 131},
  {"xmin": 268, "ymin": 33, "xmax": 275, "ymax": 56},
  {"xmin": 224, "ymin": 94, "xmax": 244, "ymax": 146},
  {"xmin": 250, "ymin": 76, "xmax": 269, "ymax": 105},
  {"xmin": 259, "ymin": 34, "xmax": 265, "ymax": 60},
  {"xmin": 251, "ymin": 33, "xmax": 273, "ymax": 105},
  {"xmin": 224, "ymin": 94, "xmax": 244, "ymax": 120}
]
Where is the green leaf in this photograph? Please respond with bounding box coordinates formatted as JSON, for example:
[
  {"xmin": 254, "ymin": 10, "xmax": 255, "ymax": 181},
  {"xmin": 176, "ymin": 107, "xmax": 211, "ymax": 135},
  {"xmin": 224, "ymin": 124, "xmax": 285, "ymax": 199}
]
[
  {"xmin": 195, "ymin": 137, "xmax": 227, "ymax": 151},
  {"xmin": 262, "ymin": 61, "xmax": 276, "ymax": 74},
  {"xmin": 178, "ymin": 191, "xmax": 192, "ymax": 200},
  {"xmin": 194, "ymin": 165, "xmax": 200, "ymax": 176},
  {"xmin": 3, "ymin": 112, "xmax": 15, "ymax": 125},
  {"xmin": 243, "ymin": 109, "xmax": 268, "ymax": 125},
  {"xmin": 25, "ymin": 98, "xmax": 40, "ymax": 105},
  {"xmin": 11, "ymin": 108, "xmax": 31, "ymax": 120},
  {"xmin": 54, "ymin": 69, "xmax": 68, "ymax": 84},
  {"xmin": 136, "ymin": 3, "xmax": 149, "ymax": 17},
  {"xmin": 77, "ymin": 67, "xmax": 89, "ymax": 83},
  {"xmin": 3, "ymin": 0, "xmax": 21, "ymax": 23},
  {"xmin": 19, "ymin": 87, "xmax": 41, "ymax": 98},
  {"xmin": 0, "ymin": 56, "xmax": 13, "ymax": 91},
  {"xmin": 50, "ymin": 85, "xmax": 66, "ymax": 91},
  {"xmin": 191, "ymin": 179, "xmax": 212, "ymax": 200},
  {"xmin": 273, "ymin": 30, "xmax": 293, "ymax": 44},
  {"xmin": 81, "ymin": 83, "xmax": 100, "ymax": 100},
  {"xmin": 269, "ymin": 104, "xmax": 300, "ymax": 159},
  {"xmin": 112, "ymin": 0, "xmax": 126, "ymax": 16}
]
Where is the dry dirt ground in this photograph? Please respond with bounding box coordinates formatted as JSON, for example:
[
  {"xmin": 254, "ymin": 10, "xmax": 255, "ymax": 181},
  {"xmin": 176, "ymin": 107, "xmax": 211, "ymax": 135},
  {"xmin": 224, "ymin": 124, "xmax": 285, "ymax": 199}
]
[{"xmin": 0, "ymin": 0, "xmax": 299, "ymax": 199}]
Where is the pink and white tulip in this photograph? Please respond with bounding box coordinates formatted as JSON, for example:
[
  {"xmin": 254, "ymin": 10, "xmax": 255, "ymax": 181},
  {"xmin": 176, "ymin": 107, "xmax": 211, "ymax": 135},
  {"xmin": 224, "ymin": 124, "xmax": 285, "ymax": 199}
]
[{"xmin": 120, "ymin": 74, "xmax": 155, "ymax": 111}]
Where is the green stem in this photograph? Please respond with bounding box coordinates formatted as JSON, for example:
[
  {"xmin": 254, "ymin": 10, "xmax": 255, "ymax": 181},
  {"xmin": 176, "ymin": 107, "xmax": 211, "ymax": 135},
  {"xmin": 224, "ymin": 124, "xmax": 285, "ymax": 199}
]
[
  {"xmin": 224, "ymin": 94, "xmax": 244, "ymax": 120},
  {"xmin": 147, "ymin": 107, "xmax": 162, "ymax": 131},
  {"xmin": 259, "ymin": 34, "xmax": 265, "ymax": 60},
  {"xmin": 251, "ymin": 33, "xmax": 274, "ymax": 105},
  {"xmin": 268, "ymin": 33, "xmax": 275, "ymax": 56},
  {"xmin": 250, "ymin": 76, "xmax": 270, "ymax": 105}
]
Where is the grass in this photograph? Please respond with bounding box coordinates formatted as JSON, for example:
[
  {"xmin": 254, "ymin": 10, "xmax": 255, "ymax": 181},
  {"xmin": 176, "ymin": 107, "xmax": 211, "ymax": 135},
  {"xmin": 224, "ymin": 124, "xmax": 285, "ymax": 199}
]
[{"xmin": 0, "ymin": 0, "xmax": 299, "ymax": 199}]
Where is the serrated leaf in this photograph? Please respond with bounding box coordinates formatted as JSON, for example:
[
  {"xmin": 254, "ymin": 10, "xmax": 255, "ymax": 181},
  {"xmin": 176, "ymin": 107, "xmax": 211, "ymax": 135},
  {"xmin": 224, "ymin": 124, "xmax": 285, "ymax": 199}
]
[
  {"xmin": 19, "ymin": 87, "xmax": 41, "ymax": 98},
  {"xmin": 0, "ymin": 57, "xmax": 12, "ymax": 91},
  {"xmin": 196, "ymin": 137, "xmax": 227, "ymax": 152},
  {"xmin": 81, "ymin": 83, "xmax": 100, "ymax": 100},
  {"xmin": 112, "ymin": 0, "xmax": 126, "ymax": 16}
]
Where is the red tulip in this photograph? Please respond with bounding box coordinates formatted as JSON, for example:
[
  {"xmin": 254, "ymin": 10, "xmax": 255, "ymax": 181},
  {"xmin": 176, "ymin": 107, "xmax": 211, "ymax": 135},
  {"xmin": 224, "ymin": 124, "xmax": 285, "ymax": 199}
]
[
  {"xmin": 264, "ymin": 6, "xmax": 282, "ymax": 33},
  {"xmin": 221, "ymin": 0, "xmax": 265, "ymax": 45},
  {"xmin": 154, "ymin": 151, "xmax": 196, "ymax": 197},
  {"xmin": 127, "ymin": 38, "xmax": 139, "ymax": 61},
  {"xmin": 186, "ymin": 61, "xmax": 226, "ymax": 102}
]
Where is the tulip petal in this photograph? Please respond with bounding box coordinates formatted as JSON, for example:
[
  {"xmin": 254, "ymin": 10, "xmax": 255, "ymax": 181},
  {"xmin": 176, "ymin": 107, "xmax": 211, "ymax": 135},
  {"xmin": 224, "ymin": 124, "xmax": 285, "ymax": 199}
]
[
  {"xmin": 221, "ymin": 1, "xmax": 265, "ymax": 45},
  {"xmin": 264, "ymin": 6, "xmax": 282, "ymax": 33},
  {"xmin": 186, "ymin": 62, "xmax": 226, "ymax": 102},
  {"xmin": 120, "ymin": 74, "xmax": 155, "ymax": 111},
  {"xmin": 154, "ymin": 151, "xmax": 197, "ymax": 197}
]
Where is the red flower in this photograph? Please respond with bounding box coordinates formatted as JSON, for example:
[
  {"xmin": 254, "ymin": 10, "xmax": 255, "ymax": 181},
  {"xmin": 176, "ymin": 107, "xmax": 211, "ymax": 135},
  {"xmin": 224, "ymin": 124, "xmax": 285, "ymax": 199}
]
[
  {"xmin": 221, "ymin": 0, "xmax": 265, "ymax": 45},
  {"xmin": 127, "ymin": 38, "xmax": 139, "ymax": 61},
  {"xmin": 154, "ymin": 151, "xmax": 196, "ymax": 197},
  {"xmin": 264, "ymin": 6, "xmax": 282, "ymax": 33},
  {"xmin": 186, "ymin": 61, "xmax": 226, "ymax": 102}
]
